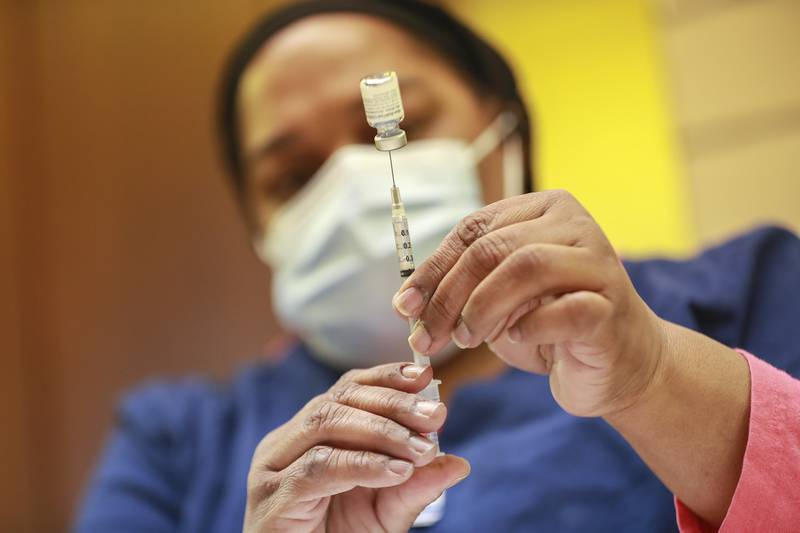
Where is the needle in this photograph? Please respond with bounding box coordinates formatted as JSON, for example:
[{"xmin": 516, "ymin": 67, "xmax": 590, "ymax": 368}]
[{"xmin": 388, "ymin": 150, "xmax": 397, "ymax": 187}]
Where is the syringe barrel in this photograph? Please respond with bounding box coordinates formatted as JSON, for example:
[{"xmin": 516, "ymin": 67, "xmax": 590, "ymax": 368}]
[
  {"xmin": 391, "ymin": 187, "xmax": 416, "ymax": 277},
  {"xmin": 418, "ymin": 378, "xmax": 443, "ymax": 453},
  {"xmin": 418, "ymin": 379, "xmax": 441, "ymax": 403}
]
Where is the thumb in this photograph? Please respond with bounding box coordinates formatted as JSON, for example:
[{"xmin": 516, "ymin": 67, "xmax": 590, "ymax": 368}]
[{"xmin": 375, "ymin": 454, "xmax": 470, "ymax": 530}]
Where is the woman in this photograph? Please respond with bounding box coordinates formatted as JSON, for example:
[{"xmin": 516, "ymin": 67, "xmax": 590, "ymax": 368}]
[{"xmin": 77, "ymin": 1, "xmax": 800, "ymax": 532}]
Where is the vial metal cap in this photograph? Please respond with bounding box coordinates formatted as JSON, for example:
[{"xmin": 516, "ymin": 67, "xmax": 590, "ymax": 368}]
[{"xmin": 374, "ymin": 130, "xmax": 407, "ymax": 151}]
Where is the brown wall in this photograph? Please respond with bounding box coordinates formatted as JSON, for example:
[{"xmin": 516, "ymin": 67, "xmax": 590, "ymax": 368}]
[
  {"xmin": 1, "ymin": 1, "xmax": 283, "ymax": 531},
  {"xmin": 1, "ymin": 3, "xmax": 36, "ymax": 529}
]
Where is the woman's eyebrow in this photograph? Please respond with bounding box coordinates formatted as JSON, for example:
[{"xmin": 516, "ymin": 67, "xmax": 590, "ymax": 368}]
[
  {"xmin": 246, "ymin": 130, "xmax": 299, "ymax": 165},
  {"xmin": 400, "ymin": 76, "xmax": 424, "ymax": 91},
  {"xmin": 398, "ymin": 78, "xmax": 436, "ymax": 110}
]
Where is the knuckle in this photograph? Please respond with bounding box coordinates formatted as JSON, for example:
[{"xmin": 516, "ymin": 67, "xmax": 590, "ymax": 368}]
[
  {"xmin": 246, "ymin": 468, "xmax": 280, "ymax": 502},
  {"xmin": 569, "ymin": 215, "xmax": 595, "ymax": 244},
  {"xmin": 366, "ymin": 414, "xmax": 389, "ymax": 435},
  {"xmin": 304, "ymin": 400, "xmax": 346, "ymax": 433},
  {"xmin": 454, "ymin": 210, "xmax": 496, "ymax": 249},
  {"xmin": 329, "ymin": 380, "xmax": 359, "ymax": 404},
  {"xmin": 510, "ymin": 245, "xmax": 548, "ymax": 275},
  {"xmin": 467, "ymin": 232, "xmax": 514, "ymax": 275},
  {"xmin": 388, "ymin": 392, "xmax": 416, "ymax": 416},
  {"xmin": 369, "ymin": 414, "xmax": 409, "ymax": 442},
  {"xmin": 301, "ymin": 445, "xmax": 335, "ymax": 480},
  {"xmin": 550, "ymin": 188, "xmax": 575, "ymax": 204},
  {"xmin": 346, "ymin": 450, "xmax": 375, "ymax": 471},
  {"xmin": 303, "ymin": 393, "xmax": 327, "ymax": 415},
  {"xmin": 426, "ymin": 291, "xmax": 458, "ymax": 326},
  {"xmin": 418, "ymin": 251, "xmax": 451, "ymax": 288},
  {"xmin": 303, "ymin": 402, "xmax": 328, "ymax": 433},
  {"xmin": 380, "ymin": 391, "xmax": 413, "ymax": 414}
]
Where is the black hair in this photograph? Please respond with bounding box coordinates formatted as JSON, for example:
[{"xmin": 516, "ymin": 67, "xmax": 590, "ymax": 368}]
[{"xmin": 217, "ymin": 0, "xmax": 535, "ymax": 202}]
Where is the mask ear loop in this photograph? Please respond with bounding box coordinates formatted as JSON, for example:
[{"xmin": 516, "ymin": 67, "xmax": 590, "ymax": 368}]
[
  {"xmin": 469, "ymin": 110, "xmax": 519, "ymax": 162},
  {"xmin": 469, "ymin": 111, "xmax": 524, "ymax": 198},
  {"xmin": 502, "ymin": 133, "xmax": 525, "ymax": 198}
]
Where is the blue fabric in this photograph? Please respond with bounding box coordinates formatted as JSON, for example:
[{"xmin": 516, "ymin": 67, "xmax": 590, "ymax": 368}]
[{"xmin": 75, "ymin": 226, "xmax": 800, "ymax": 532}]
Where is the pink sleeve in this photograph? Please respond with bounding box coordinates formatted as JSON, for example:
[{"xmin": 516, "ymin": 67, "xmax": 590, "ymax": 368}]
[{"xmin": 675, "ymin": 350, "xmax": 800, "ymax": 532}]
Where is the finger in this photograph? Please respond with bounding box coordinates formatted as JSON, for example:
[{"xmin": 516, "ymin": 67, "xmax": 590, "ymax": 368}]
[
  {"xmin": 376, "ymin": 455, "xmax": 470, "ymax": 531},
  {"xmin": 255, "ymin": 364, "xmax": 442, "ymax": 473},
  {"xmin": 486, "ymin": 292, "xmax": 613, "ymax": 376},
  {"xmin": 337, "ymin": 362, "xmax": 434, "ymax": 393},
  {"xmin": 329, "ymin": 383, "xmax": 446, "ymax": 433},
  {"xmin": 485, "ymin": 298, "xmax": 551, "ymax": 375},
  {"xmin": 392, "ymin": 191, "xmax": 567, "ymax": 319},
  {"xmin": 263, "ymin": 401, "xmax": 441, "ymax": 471},
  {"xmin": 280, "ymin": 446, "xmax": 415, "ymax": 501},
  {"xmin": 486, "ymin": 297, "xmax": 544, "ymax": 344},
  {"xmin": 454, "ymin": 244, "xmax": 608, "ymax": 349},
  {"xmin": 507, "ymin": 291, "xmax": 614, "ymax": 348},
  {"xmin": 487, "ymin": 334, "xmax": 550, "ymax": 375},
  {"xmin": 408, "ymin": 216, "xmax": 578, "ymax": 355}
]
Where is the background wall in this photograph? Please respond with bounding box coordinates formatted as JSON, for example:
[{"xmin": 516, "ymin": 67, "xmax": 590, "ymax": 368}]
[
  {"xmin": 1, "ymin": 2, "xmax": 35, "ymax": 527},
  {"xmin": 1, "ymin": 1, "xmax": 281, "ymax": 531},
  {"xmin": 655, "ymin": 0, "xmax": 800, "ymax": 245},
  {"xmin": 445, "ymin": 0, "xmax": 695, "ymax": 256},
  {"xmin": 1, "ymin": 0, "xmax": 797, "ymax": 531}
]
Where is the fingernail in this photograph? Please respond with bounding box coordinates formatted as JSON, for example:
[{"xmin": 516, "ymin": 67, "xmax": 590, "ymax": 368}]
[
  {"xmin": 487, "ymin": 319, "xmax": 506, "ymax": 343},
  {"xmin": 507, "ymin": 325, "xmax": 522, "ymax": 343},
  {"xmin": 409, "ymin": 435, "xmax": 435, "ymax": 455},
  {"xmin": 451, "ymin": 317, "xmax": 472, "ymax": 349},
  {"xmin": 414, "ymin": 400, "xmax": 441, "ymax": 417},
  {"xmin": 447, "ymin": 471, "xmax": 470, "ymax": 489},
  {"xmin": 409, "ymin": 321, "xmax": 432, "ymax": 353},
  {"xmin": 393, "ymin": 287, "xmax": 423, "ymax": 317},
  {"xmin": 387, "ymin": 459, "xmax": 413, "ymax": 476},
  {"xmin": 400, "ymin": 364, "xmax": 425, "ymax": 379},
  {"xmin": 446, "ymin": 458, "xmax": 471, "ymax": 488}
]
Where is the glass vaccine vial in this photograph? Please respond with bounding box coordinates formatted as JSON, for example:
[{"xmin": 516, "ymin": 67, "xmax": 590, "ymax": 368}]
[{"xmin": 359, "ymin": 71, "xmax": 408, "ymax": 151}]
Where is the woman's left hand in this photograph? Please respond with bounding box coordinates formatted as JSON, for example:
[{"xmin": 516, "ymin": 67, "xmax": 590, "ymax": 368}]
[{"xmin": 392, "ymin": 190, "xmax": 666, "ymax": 418}]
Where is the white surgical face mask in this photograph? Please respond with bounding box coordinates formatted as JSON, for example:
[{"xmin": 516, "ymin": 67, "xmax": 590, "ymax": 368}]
[{"xmin": 255, "ymin": 112, "xmax": 522, "ymax": 370}]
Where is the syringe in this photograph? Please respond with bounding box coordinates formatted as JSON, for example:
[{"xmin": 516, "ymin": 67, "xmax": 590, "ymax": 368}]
[
  {"xmin": 388, "ymin": 155, "xmax": 443, "ymax": 451},
  {"xmin": 359, "ymin": 71, "xmax": 444, "ymax": 454}
]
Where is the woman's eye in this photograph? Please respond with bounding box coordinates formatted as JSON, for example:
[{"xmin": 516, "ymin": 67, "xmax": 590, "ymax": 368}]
[
  {"xmin": 255, "ymin": 150, "xmax": 326, "ymax": 204},
  {"xmin": 266, "ymin": 171, "xmax": 312, "ymax": 202},
  {"xmin": 402, "ymin": 115, "xmax": 434, "ymax": 139}
]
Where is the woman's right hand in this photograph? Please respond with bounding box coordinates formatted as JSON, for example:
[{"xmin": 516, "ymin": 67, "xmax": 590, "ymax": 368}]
[{"xmin": 243, "ymin": 363, "xmax": 469, "ymax": 532}]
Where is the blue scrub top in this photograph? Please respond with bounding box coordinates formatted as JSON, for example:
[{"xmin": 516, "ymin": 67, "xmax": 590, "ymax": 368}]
[{"xmin": 75, "ymin": 227, "xmax": 800, "ymax": 532}]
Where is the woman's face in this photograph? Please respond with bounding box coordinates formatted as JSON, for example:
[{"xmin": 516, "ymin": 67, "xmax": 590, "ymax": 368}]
[{"xmin": 237, "ymin": 13, "xmax": 504, "ymax": 234}]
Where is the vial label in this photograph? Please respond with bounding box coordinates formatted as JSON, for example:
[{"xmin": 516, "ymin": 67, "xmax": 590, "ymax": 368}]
[
  {"xmin": 392, "ymin": 216, "xmax": 415, "ymax": 272},
  {"xmin": 360, "ymin": 72, "xmax": 404, "ymax": 127}
]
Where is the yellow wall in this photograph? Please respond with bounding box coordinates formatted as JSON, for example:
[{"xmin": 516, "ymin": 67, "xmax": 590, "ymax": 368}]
[{"xmin": 445, "ymin": 0, "xmax": 694, "ymax": 256}]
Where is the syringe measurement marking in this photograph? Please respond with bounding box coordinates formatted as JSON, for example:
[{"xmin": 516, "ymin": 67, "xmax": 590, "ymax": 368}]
[{"xmin": 393, "ymin": 214, "xmax": 415, "ymax": 276}]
